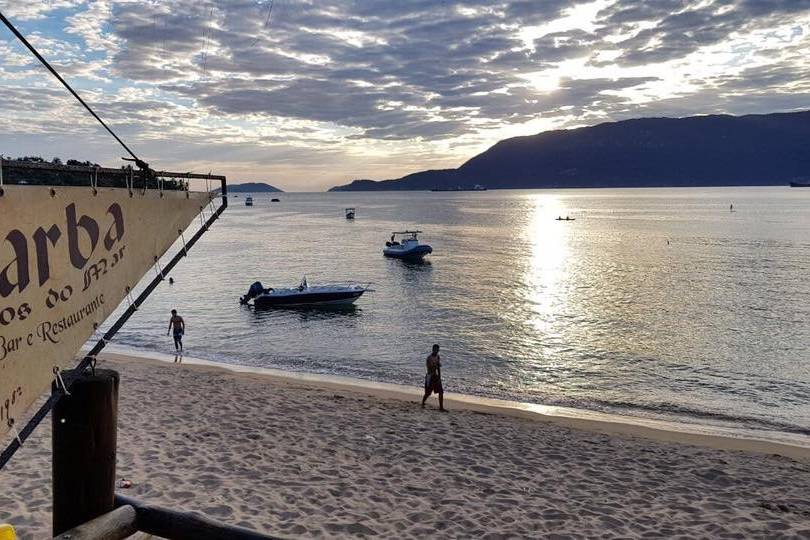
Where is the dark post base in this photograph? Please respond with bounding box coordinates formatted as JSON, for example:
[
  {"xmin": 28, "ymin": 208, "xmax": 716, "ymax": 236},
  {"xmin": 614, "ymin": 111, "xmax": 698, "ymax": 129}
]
[{"xmin": 52, "ymin": 368, "xmax": 119, "ymax": 536}]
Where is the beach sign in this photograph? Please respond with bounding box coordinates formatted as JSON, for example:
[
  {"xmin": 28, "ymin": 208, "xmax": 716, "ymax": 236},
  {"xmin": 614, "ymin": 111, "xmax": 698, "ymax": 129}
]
[{"xmin": 0, "ymin": 186, "xmax": 209, "ymax": 439}]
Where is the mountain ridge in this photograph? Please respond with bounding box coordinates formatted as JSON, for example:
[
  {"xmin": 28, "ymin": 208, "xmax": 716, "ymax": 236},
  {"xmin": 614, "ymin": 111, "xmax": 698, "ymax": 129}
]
[{"xmin": 328, "ymin": 111, "xmax": 810, "ymax": 191}]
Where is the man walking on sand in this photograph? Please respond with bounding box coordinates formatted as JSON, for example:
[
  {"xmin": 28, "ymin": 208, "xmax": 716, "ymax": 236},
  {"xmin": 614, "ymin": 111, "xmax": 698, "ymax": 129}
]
[
  {"xmin": 421, "ymin": 344, "xmax": 446, "ymax": 411},
  {"xmin": 167, "ymin": 309, "xmax": 185, "ymax": 352}
]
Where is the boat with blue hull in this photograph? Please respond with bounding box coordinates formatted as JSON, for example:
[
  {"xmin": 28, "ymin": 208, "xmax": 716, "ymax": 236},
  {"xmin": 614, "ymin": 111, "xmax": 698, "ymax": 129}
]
[
  {"xmin": 240, "ymin": 278, "xmax": 368, "ymax": 308},
  {"xmin": 383, "ymin": 231, "xmax": 433, "ymax": 261}
]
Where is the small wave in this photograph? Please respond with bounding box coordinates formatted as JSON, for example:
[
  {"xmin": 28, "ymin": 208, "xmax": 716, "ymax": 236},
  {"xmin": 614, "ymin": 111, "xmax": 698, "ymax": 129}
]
[{"xmin": 577, "ymin": 398, "xmax": 810, "ymax": 436}]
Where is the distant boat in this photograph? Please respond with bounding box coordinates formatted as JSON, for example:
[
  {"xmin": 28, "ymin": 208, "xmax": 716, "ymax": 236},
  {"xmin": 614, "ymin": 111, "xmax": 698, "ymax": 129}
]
[
  {"xmin": 555, "ymin": 216, "xmax": 575, "ymax": 221},
  {"xmin": 789, "ymin": 181, "xmax": 810, "ymax": 187},
  {"xmin": 345, "ymin": 207, "xmax": 355, "ymax": 219},
  {"xmin": 431, "ymin": 184, "xmax": 487, "ymax": 192},
  {"xmin": 271, "ymin": 198, "xmax": 281, "ymax": 202},
  {"xmin": 384, "ymin": 230, "xmax": 433, "ymax": 261},
  {"xmin": 239, "ymin": 278, "xmax": 368, "ymax": 308},
  {"xmin": 245, "ymin": 196, "xmax": 254, "ymax": 206}
]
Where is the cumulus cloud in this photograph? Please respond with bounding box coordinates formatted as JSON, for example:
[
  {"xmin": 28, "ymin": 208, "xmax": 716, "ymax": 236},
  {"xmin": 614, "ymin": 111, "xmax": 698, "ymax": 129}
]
[{"xmin": 0, "ymin": 0, "xmax": 808, "ymax": 189}]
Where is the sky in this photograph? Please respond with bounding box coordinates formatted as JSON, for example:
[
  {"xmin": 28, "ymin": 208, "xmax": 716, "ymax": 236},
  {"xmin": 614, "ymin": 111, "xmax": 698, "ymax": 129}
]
[{"xmin": 0, "ymin": 1, "xmax": 808, "ymax": 192}]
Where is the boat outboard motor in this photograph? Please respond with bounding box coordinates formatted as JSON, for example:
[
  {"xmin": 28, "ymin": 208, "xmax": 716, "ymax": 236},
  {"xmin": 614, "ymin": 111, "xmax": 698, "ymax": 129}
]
[{"xmin": 240, "ymin": 281, "xmax": 265, "ymax": 304}]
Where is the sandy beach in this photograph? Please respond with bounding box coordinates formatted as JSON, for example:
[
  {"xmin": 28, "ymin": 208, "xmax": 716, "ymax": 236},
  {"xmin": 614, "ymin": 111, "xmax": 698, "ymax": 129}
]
[{"xmin": 2, "ymin": 353, "xmax": 810, "ymax": 539}]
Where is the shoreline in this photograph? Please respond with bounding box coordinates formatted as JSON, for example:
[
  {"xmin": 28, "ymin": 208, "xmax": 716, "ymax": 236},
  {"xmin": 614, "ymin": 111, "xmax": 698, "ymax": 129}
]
[{"xmin": 101, "ymin": 347, "xmax": 810, "ymax": 461}]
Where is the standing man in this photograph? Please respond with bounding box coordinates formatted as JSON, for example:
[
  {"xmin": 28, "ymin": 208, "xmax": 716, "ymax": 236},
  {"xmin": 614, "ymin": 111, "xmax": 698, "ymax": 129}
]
[
  {"xmin": 421, "ymin": 344, "xmax": 446, "ymax": 411},
  {"xmin": 167, "ymin": 309, "xmax": 185, "ymax": 352}
]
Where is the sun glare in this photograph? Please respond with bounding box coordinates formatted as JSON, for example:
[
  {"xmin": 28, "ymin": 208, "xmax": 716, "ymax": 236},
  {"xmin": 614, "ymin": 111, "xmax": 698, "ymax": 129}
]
[{"xmin": 526, "ymin": 194, "xmax": 571, "ymax": 334}]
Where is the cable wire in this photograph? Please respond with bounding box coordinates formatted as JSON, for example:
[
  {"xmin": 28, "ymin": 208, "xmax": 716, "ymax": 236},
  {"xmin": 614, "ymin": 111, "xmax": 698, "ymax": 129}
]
[{"xmin": 0, "ymin": 10, "xmax": 149, "ymax": 170}]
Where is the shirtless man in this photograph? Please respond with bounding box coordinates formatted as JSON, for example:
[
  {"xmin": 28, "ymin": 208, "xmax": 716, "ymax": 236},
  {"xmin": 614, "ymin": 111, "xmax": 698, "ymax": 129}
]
[
  {"xmin": 167, "ymin": 309, "xmax": 185, "ymax": 352},
  {"xmin": 421, "ymin": 344, "xmax": 446, "ymax": 411}
]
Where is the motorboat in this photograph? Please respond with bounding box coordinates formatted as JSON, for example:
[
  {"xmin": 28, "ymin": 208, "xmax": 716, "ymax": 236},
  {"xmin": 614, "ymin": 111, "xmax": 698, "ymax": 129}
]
[
  {"xmin": 345, "ymin": 207, "xmax": 356, "ymax": 219},
  {"xmin": 271, "ymin": 198, "xmax": 280, "ymax": 202},
  {"xmin": 555, "ymin": 216, "xmax": 575, "ymax": 221},
  {"xmin": 245, "ymin": 196, "xmax": 253, "ymax": 206},
  {"xmin": 383, "ymin": 231, "xmax": 432, "ymax": 261},
  {"xmin": 239, "ymin": 278, "xmax": 369, "ymax": 308}
]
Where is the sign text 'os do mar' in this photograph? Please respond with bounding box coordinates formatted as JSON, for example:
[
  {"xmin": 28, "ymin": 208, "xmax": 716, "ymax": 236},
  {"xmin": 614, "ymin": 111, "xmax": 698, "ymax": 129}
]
[{"xmin": 0, "ymin": 185, "xmax": 209, "ymax": 439}]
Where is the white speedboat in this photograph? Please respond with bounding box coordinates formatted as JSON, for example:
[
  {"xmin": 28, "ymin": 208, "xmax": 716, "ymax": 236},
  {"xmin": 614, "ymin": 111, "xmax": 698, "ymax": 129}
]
[
  {"xmin": 240, "ymin": 278, "xmax": 368, "ymax": 308},
  {"xmin": 383, "ymin": 231, "xmax": 432, "ymax": 261},
  {"xmin": 245, "ymin": 196, "xmax": 254, "ymax": 206}
]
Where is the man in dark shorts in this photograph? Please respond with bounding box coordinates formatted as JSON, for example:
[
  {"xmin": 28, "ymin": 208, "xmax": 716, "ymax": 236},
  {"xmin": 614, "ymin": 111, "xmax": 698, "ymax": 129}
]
[
  {"xmin": 167, "ymin": 309, "xmax": 185, "ymax": 352},
  {"xmin": 421, "ymin": 344, "xmax": 446, "ymax": 411}
]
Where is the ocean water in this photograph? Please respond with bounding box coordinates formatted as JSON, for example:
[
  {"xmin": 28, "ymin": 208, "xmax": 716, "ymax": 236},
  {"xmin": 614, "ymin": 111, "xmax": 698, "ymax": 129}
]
[{"xmin": 103, "ymin": 187, "xmax": 810, "ymax": 440}]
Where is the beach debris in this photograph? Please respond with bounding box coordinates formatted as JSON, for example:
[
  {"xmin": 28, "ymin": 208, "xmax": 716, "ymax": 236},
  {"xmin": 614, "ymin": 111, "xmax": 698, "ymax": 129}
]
[
  {"xmin": 0, "ymin": 524, "xmax": 17, "ymax": 540},
  {"xmin": 118, "ymin": 478, "xmax": 133, "ymax": 489}
]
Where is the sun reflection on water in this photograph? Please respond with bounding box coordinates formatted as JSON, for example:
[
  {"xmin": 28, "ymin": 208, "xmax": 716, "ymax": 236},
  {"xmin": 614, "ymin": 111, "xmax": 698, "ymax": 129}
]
[{"xmin": 525, "ymin": 194, "xmax": 572, "ymax": 335}]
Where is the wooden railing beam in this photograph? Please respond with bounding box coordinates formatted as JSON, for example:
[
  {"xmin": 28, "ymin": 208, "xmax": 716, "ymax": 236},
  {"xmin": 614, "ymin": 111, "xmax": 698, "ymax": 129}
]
[
  {"xmin": 51, "ymin": 505, "xmax": 137, "ymax": 540},
  {"xmin": 115, "ymin": 494, "xmax": 282, "ymax": 540}
]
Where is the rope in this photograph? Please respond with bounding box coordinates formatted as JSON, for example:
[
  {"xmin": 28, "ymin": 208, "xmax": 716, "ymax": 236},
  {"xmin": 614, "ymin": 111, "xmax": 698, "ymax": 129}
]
[
  {"xmin": 200, "ymin": 7, "xmax": 214, "ymax": 76},
  {"xmin": 179, "ymin": 229, "xmax": 188, "ymax": 255},
  {"xmin": 250, "ymin": 0, "xmax": 274, "ymax": 46},
  {"xmin": 7, "ymin": 419, "xmax": 21, "ymax": 447},
  {"xmin": 52, "ymin": 367, "xmax": 71, "ymax": 396},
  {"xmin": 0, "ymin": 11, "xmax": 148, "ymax": 170},
  {"xmin": 125, "ymin": 287, "xmax": 137, "ymax": 310},
  {"xmin": 154, "ymin": 256, "xmax": 164, "ymax": 279}
]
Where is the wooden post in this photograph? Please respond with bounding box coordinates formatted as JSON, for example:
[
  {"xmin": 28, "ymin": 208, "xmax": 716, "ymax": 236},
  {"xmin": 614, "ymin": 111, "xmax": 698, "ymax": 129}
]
[{"xmin": 52, "ymin": 368, "xmax": 119, "ymax": 536}]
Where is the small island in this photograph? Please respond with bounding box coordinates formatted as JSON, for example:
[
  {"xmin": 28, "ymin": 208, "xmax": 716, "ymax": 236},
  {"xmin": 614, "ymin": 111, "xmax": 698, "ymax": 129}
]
[{"xmin": 222, "ymin": 182, "xmax": 283, "ymax": 193}]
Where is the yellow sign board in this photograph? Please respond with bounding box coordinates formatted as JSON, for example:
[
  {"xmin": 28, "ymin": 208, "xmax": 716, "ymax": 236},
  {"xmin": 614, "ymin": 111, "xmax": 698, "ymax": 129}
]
[{"xmin": 0, "ymin": 185, "xmax": 209, "ymax": 439}]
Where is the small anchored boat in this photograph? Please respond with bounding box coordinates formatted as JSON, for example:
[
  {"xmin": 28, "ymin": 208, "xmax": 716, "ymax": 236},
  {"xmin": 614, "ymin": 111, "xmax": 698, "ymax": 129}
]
[
  {"xmin": 345, "ymin": 207, "xmax": 356, "ymax": 219},
  {"xmin": 245, "ymin": 196, "xmax": 254, "ymax": 206},
  {"xmin": 555, "ymin": 216, "xmax": 575, "ymax": 221},
  {"xmin": 239, "ymin": 278, "xmax": 369, "ymax": 308},
  {"xmin": 384, "ymin": 230, "xmax": 433, "ymax": 261}
]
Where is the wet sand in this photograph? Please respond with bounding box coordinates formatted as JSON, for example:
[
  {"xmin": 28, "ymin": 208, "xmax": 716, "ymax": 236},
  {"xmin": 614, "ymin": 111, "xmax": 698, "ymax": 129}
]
[{"xmin": 1, "ymin": 352, "xmax": 810, "ymax": 538}]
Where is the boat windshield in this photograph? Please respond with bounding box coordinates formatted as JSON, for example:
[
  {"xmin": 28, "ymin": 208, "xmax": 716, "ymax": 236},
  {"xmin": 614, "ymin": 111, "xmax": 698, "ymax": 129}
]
[{"xmin": 392, "ymin": 230, "xmax": 421, "ymax": 241}]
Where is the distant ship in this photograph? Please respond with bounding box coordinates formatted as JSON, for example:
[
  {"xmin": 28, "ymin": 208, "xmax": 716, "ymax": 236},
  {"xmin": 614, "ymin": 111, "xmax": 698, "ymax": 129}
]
[
  {"xmin": 789, "ymin": 181, "xmax": 810, "ymax": 187},
  {"xmin": 431, "ymin": 184, "xmax": 487, "ymax": 192}
]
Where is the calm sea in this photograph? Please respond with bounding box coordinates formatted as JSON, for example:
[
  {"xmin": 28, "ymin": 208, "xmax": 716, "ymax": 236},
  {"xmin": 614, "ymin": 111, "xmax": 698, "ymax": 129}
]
[{"xmin": 102, "ymin": 187, "xmax": 810, "ymax": 440}]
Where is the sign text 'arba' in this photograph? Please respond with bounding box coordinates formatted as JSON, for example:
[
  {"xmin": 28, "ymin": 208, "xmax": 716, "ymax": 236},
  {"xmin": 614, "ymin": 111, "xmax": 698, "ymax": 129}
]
[{"xmin": 0, "ymin": 180, "xmax": 216, "ymax": 439}]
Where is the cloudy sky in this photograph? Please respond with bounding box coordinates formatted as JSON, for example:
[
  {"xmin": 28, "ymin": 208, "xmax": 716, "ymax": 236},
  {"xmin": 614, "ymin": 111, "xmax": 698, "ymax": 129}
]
[{"xmin": 1, "ymin": 1, "xmax": 808, "ymax": 191}]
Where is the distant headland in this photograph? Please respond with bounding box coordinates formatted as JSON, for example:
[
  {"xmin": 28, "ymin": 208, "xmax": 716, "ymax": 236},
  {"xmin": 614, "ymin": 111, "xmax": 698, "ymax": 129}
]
[
  {"xmin": 223, "ymin": 182, "xmax": 283, "ymax": 193},
  {"xmin": 329, "ymin": 110, "xmax": 810, "ymax": 191}
]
